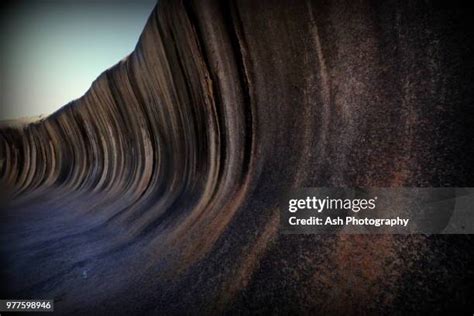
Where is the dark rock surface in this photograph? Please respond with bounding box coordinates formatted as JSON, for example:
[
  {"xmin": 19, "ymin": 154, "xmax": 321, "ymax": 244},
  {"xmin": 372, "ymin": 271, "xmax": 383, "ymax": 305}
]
[{"xmin": 1, "ymin": 0, "xmax": 474, "ymax": 314}]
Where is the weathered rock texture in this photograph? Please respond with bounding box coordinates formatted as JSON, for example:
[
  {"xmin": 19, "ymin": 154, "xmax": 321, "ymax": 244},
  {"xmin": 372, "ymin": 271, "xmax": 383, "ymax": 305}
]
[{"xmin": 1, "ymin": 0, "xmax": 474, "ymax": 314}]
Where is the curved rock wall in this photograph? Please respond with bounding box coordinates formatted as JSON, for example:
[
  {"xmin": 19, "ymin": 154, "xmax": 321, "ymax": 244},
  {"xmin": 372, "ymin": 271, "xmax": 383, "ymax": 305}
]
[{"xmin": 1, "ymin": 0, "xmax": 473, "ymax": 314}]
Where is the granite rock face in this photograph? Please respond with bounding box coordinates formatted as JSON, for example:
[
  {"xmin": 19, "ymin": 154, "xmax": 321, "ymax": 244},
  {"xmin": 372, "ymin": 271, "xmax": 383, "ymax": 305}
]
[{"xmin": 1, "ymin": 0, "xmax": 474, "ymax": 314}]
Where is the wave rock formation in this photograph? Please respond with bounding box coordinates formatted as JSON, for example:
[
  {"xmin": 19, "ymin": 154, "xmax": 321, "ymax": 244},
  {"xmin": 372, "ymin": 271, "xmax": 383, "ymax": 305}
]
[{"xmin": 1, "ymin": 0, "xmax": 474, "ymax": 314}]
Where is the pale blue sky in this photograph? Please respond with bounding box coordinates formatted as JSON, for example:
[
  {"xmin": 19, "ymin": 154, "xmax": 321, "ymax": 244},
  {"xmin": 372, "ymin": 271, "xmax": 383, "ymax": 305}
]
[{"xmin": 0, "ymin": 0, "xmax": 156, "ymax": 120}]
